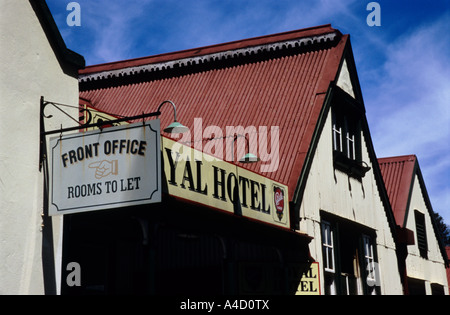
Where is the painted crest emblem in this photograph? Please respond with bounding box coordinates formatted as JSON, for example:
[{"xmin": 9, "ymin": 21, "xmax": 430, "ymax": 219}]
[{"xmin": 273, "ymin": 186, "xmax": 285, "ymax": 221}]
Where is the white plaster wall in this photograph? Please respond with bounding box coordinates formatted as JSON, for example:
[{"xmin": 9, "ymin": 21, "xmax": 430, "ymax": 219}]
[
  {"xmin": 404, "ymin": 175, "xmax": 449, "ymax": 294},
  {"xmin": 0, "ymin": 0, "xmax": 79, "ymax": 294},
  {"xmin": 298, "ymin": 107, "xmax": 403, "ymax": 295}
]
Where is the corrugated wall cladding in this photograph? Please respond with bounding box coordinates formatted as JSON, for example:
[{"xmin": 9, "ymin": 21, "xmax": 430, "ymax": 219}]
[
  {"xmin": 80, "ymin": 28, "xmax": 346, "ymax": 197},
  {"xmin": 378, "ymin": 155, "xmax": 417, "ymax": 227}
]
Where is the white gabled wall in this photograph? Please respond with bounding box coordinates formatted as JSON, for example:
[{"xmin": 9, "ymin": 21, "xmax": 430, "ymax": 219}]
[
  {"xmin": 0, "ymin": 1, "xmax": 79, "ymax": 294},
  {"xmin": 297, "ymin": 105, "xmax": 403, "ymax": 295},
  {"xmin": 405, "ymin": 175, "xmax": 448, "ymax": 294}
]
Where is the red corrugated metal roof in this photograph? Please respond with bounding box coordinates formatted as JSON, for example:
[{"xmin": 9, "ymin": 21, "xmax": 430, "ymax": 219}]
[
  {"xmin": 79, "ymin": 25, "xmax": 348, "ymax": 200},
  {"xmin": 378, "ymin": 155, "xmax": 417, "ymax": 227}
]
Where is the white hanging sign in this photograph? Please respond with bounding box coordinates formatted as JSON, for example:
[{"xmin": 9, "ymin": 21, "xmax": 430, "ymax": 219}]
[{"xmin": 49, "ymin": 121, "xmax": 161, "ymax": 215}]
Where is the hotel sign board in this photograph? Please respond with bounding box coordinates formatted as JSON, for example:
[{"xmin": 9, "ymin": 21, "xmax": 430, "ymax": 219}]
[
  {"xmin": 49, "ymin": 121, "xmax": 161, "ymax": 215},
  {"xmin": 162, "ymin": 137, "xmax": 290, "ymax": 229},
  {"xmin": 296, "ymin": 262, "xmax": 321, "ymax": 295}
]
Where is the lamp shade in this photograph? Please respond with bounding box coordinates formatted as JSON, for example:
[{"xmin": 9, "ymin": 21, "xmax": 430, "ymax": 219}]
[
  {"xmin": 239, "ymin": 153, "xmax": 260, "ymax": 163},
  {"xmin": 163, "ymin": 121, "xmax": 189, "ymax": 134}
]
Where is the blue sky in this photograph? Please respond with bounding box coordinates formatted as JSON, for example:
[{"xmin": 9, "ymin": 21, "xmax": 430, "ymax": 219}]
[{"xmin": 47, "ymin": 0, "xmax": 450, "ymax": 225}]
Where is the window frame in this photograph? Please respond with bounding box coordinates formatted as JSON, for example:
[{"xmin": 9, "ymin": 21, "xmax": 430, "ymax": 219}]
[
  {"xmin": 345, "ymin": 117, "xmax": 356, "ymax": 160},
  {"xmin": 321, "ymin": 213, "xmax": 381, "ymax": 295},
  {"xmin": 362, "ymin": 235, "xmax": 377, "ymax": 289},
  {"xmin": 414, "ymin": 210, "xmax": 428, "ymax": 258},
  {"xmin": 332, "ymin": 111, "xmax": 359, "ymax": 162},
  {"xmin": 330, "ymin": 87, "xmax": 367, "ymax": 179},
  {"xmin": 332, "ymin": 113, "xmax": 343, "ymax": 153},
  {"xmin": 321, "ymin": 221, "xmax": 337, "ymax": 295},
  {"xmin": 322, "ymin": 221, "xmax": 336, "ymax": 273}
]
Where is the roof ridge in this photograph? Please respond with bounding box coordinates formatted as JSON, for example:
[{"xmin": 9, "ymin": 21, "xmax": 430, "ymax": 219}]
[
  {"xmin": 378, "ymin": 154, "xmax": 417, "ymax": 163},
  {"xmin": 79, "ymin": 24, "xmax": 340, "ymax": 82}
]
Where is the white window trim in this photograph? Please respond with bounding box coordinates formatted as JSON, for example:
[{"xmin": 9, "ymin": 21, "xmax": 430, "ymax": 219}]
[
  {"xmin": 346, "ymin": 131, "xmax": 355, "ymax": 160},
  {"xmin": 333, "ymin": 122, "xmax": 342, "ymax": 153},
  {"xmin": 322, "ymin": 221, "xmax": 335, "ymax": 273},
  {"xmin": 363, "ymin": 235, "xmax": 376, "ymax": 284}
]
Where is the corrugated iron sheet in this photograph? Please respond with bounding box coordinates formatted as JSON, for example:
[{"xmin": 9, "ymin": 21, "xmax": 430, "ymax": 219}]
[
  {"xmin": 378, "ymin": 155, "xmax": 417, "ymax": 227},
  {"xmin": 79, "ymin": 25, "xmax": 348, "ymax": 199}
]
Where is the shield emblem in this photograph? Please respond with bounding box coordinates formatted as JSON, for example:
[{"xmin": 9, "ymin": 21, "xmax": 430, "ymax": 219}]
[{"xmin": 273, "ymin": 186, "xmax": 285, "ymax": 221}]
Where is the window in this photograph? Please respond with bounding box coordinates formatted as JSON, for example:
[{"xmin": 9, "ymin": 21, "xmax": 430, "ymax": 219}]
[
  {"xmin": 322, "ymin": 221, "xmax": 335, "ymax": 272},
  {"xmin": 363, "ymin": 235, "xmax": 378, "ymax": 295},
  {"xmin": 333, "ymin": 111, "xmax": 358, "ymax": 161},
  {"xmin": 408, "ymin": 278, "xmax": 426, "ymax": 295},
  {"xmin": 363, "ymin": 236, "xmax": 375, "ymax": 282},
  {"xmin": 345, "ymin": 118, "xmax": 356, "ymax": 160},
  {"xmin": 330, "ymin": 87, "xmax": 369, "ymax": 178},
  {"xmin": 321, "ymin": 214, "xmax": 380, "ymax": 295},
  {"xmin": 414, "ymin": 211, "xmax": 428, "ymax": 258},
  {"xmin": 321, "ymin": 221, "xmax": 336, "ymax": 295},
  {"xmin": 431, "ymin": 283, "xmax": 445, "ymax": 295},
  {"xmin": 332, "ymin": 113, "xmax": 343, "ymax": 153}
]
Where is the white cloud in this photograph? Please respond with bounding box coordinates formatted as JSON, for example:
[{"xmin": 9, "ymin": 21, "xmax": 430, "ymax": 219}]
[
  {"xmin": 369, "ymin": 15, "xmax": 450, "ymax": 155},
  {"xmin": 366, "ymin": 13, "xmax": 450, "ymax": 221},
  {"xmin": 136, "ymin": 0, "xmax": 361, "ymax": 56},
  {"xmin": 55, "ymin": 0, "xmax": 362, "ymax": 64},
  {"xmin": 73, "ymin": 0, "xmax": 154, "ymax": 64}
]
